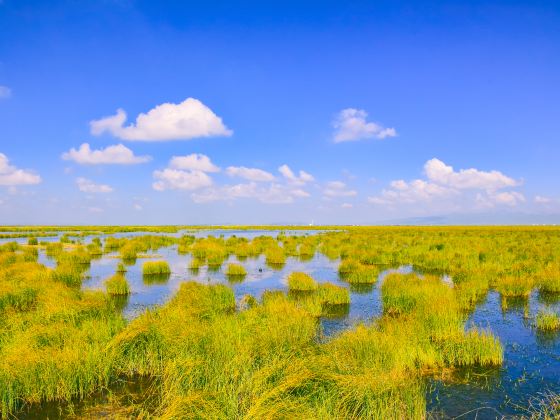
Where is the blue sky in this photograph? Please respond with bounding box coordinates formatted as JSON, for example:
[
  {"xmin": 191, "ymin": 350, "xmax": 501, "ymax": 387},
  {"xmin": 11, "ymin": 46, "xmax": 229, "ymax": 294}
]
[{"xmin": 0, "ymin": 0, "xmax": 559, "ymax": 225}]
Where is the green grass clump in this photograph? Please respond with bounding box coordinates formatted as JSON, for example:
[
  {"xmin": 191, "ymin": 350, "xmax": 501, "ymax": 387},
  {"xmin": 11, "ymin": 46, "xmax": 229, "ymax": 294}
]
[
  {"xmin": 105, "ymin": 274, "xmax": 131, "ymax": 296},
  {"xmin": 265, "ymin": 246, "xmax": 286, "ymax": 266},
  {"xmin": 539, "ymin": 264, "xmax": 560, "ymax": 294},
  {"xmin": 536, "ymin": 310, "xmax": 560, "ymax": 331},
  {"xmin": 51, "ymin": 264, "xmax": 84, "ymax": 287},
  {"xmin": 346, "ymin": 266, "xmax": 379, "ymax": 284},
  {"xmin": 142, "ymin": 260, "xmax": 171, "ymax": 276},
  {"xmin": 287, "ymin": 272, "xmax": 318, "ymax": 291},
  {"xmin": 27, "ymin": 237, "xmax": 38, "ymax": 246},
  {"xmin": 225, "ymin": 263, "xmax": 247, "ymax": 277},
  {"xmin": 338, "ymin": 259, "xmax": 361, "ymax": 275},
  {"xmin": 495, "ymin": 275, "xmax": 534, "ymax": 298},
  {"xmin": 318, "ymin": 283, "xmax": 350, "ymax": 305},
  {"xmin": 116, "ymin": 262, "xmax": 127, "ymax": 273}
]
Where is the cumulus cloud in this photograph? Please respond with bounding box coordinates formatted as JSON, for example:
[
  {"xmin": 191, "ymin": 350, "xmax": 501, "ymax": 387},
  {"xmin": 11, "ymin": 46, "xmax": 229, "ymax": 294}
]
[
  {"xmin": 192, "ymin": 182, "xmax": 309, "ymax": 204},
  {"xmin": 333, "ymin": 108, "xmax": 396, "ymax": 142},
  {"xmin": 76, "ymin": 177, "xmax": 113, "ymax": 193},
  {"xmin": 341, "ymin": 203, "xmax": 353, "ymax": 208},
  {"xmin": 226, "ymin": 166, "xmax": 275, "ymax": 182},
  {"xmin": 0, "ymin": 86, "xmax": 11, "ymax": 99},
  {"xmin": 0, "ymin": 153, "xmax": 41, "ymax": 186},
  {"xmin": 368, "ymin": 158, "xmax": 523, "ymax": 211},
  {"xmin": 152, "ymin": 169, "xmax": 213, "ymax": 191},
  {"xmin": 90, "ymin": 98, "xmax": 232, "ymax": 141},
  {"xmin": 424, "ymin": 158, "xmax": 519, "ymax": 190},
  {"xmin": 534, "ymin": 195, "xmax": 553, "ymax": 204},
  {"xmin": 278, "ymin": 164, "xmax": 314, "ymax": 185},
  {"xmin": 169, "ymin": 153, "xmax": 220, "ymax": 172},
  {"xmin": 323, "ymin": 181, "xmax": 358, "ymax": 198},
  {"xmin": 62, "ymin": 143, "xmax": 151, "ymax": 165}
]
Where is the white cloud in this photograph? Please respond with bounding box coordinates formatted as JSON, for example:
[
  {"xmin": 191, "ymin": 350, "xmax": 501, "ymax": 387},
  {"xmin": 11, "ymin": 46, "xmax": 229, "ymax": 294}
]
[
  {"xmin": 90, "ymin": 98, "xmax": 232, "ymax": 141},
  {"xmin": 368, "ymin": 179, "xmax": 455, "ymax": 205},
  {"xmin": 324, "ymin": 181, "xmax": 358, "ymax": 198},
  {"xmin": 0, "ymin": 86, "xmax": 11, "ymax": 99},
  {"xmin": 226, "ymin": 166, "xmax": 275, "ymax": 182},
  {"xmin": 368, "ymin": 158, "xmax": 523, "ymax": 211},
  {"xmin": 192, "ymin": 182, "xmax": 309, "ymax": 204},
  {"xmin": 62, "ymin": 143, "xmax": 151, "ymax": 165},
  {"xmin": 424, "ymin": 158, "xmax": 519, "ymax": 190},
  {"xmin": 475, "ymin": 191, "xmax": 526, "ymax": 208},
  {"xmin": 278, "ymin": 164, "xmax": 314, "ymax": 185},
  {"xmin": 88, "ymin": 207, "xmax": 104, "ymax": 213},
  {"xmin": 0, "ymin": 153, "xmax": 42, "ymax": 186},
  {"xmin": 333, "ymin": 108, "xmax": 396, "ymax": 142},
  {"xmin": 76, "ymin": 177, "xmax": 114, "ymax": 193},
  {"xmin": 152, "ymin": 169, "xmax": 212, "ymax": 191},
  {"xmin": 169, "ymin": 153, "xmax": 220, "ymax": 172},
  {"xmin": 341, "ymin": 203, "xmax": 353, "ymax": 208},
  {"xmin": 535, "ymin": 195, "xmax": 553, "ymax": 204},
  {"xmin": 133, "ymin": 203, "xmax": 143, "ymax": 211}
]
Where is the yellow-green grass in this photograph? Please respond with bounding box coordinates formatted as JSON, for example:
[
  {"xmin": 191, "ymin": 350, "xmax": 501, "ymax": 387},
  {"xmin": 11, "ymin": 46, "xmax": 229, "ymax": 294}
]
[
  {"xmin": 318, "ymin": 283, "xmax": 350, "ymax": 305},
  {"xmin": 287, "ymin": 272, "xmax": 318, "ymax": 292},
  {"xmin": 116, "ymin": 262, "xmax": 127, "ymax": 273},
  {"xmin": 142, "ymin": 261, "xmax": 171, "ymax": 276},
  {"xmin": 105, "ymin": 274, "xmax": 130, "ymax": 296},
  {"xmin": 225, "ymin": 263, "xmax": 247, "ymax": 277},
  {"xmin": 265, "ymin": 246, "xmax": 286, "ymax": 266},
  {"xmin": 536, "ymin": 310, "xmax": 560, "ymax": 331}
]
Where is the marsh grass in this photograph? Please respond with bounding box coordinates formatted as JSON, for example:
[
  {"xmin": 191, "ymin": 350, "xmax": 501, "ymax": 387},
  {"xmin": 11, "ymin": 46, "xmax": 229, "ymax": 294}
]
[
  {"xmin": 105, "ymin": 274, "xmax": 130, "ymax": 296},
  {"xmin": 287, "ymin": 272, "xmax": 318, "ymax": 292},
  {"xmin": 142, "ymin": 261, "xmax": 171, "ymax": 276},
  {"xmin": 536, "ymin": 310, "xmax": 560, "ymax": 331},
  {"xmin": 225, "ymin": 263, "xmax": 247, "ymax": 280}
]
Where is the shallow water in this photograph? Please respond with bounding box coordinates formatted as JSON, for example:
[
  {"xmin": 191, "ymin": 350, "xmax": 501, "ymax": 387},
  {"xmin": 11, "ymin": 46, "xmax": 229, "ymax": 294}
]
[{"xmin": 21, "ymin": 230, "xmax": 560, "ymax": 417}]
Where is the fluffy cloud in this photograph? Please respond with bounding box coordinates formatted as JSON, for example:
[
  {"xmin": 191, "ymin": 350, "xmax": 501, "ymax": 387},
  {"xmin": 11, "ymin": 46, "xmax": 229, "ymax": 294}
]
[
  {"xmin": 76, "ymin": 177, "xmax": 113, "ymax": 193},
  {"xmin": 278, "ymin": 164, "xmax": 314, "ymax": 185},
  {"xmin": 368, "ymin": 179, "xmax": 455, "ymax": 205},
  {"xmin": 90, "ymin": 98, "xmax": 232, "ymax": 141},
  {"xmin": 0, "ymin": 86, "xmax": 11, "ymax": 99},
  {"xmin": 62, "ymin": 143, "xmax": 151, "ymax": 165},
  {"xmin": 333, "ymin": 108, "xmax": 396, "ymax": 142},
  {"xmin": 0, "ymin": 153, "xmax": 41, "ymax": 186},
  {"xmin": 341, "ymin": 203, "xmax": 353, "ymax": 208},
  {"xmin": 169, "ymin": 154, "xmax": 220, "ymax": 172},
  {"xmin": 424, "ymin": 158, "xmax": 519, "ymax": 190},
  {"xmin": 226, "ymin": 166, "xmax": 275, "ymax": 182},
  {"xmin": 323, "ymin": 181, "xmax": 357, "ymax": 198},
  {"xmin": 534, "ymin": 195, "xmax": 554, "ymax": 204},
  {"xmin": 368, "ymin": 158, "xmax": 523, "ymax": 210},
  {"xmin": 192, "ymin": 182, "xmax": 309, "ymax": 204},
  {"xmin": 153, "ymin": 169, "xmax": 213, "ymax": 191}
]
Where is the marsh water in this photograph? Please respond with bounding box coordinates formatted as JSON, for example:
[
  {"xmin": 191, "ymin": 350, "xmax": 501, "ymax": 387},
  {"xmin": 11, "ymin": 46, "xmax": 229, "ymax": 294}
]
[{"xmin": 4, "ymin": 230, "xmax": 560, "ymax": 418}]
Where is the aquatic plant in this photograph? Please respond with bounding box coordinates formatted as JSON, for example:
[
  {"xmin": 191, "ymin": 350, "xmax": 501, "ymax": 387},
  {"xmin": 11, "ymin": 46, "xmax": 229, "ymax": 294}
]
[
  {"xmin": 287, "ymin": 272, "xmax": 318, "ymax": 291},
  {"xmin": 536, "ymin": 310, "xmax": 560, "ymax": 331},
  {"xmin": 105, "ymin": 274, "xmax": 131, "ymax": 296},
  {"xmin": 225, "ymin": 263, "xmax": 247, "ymax": 277},
  {"xmin": 142, "ymin": 261, "xmax": 171, "ymax": 276}
]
